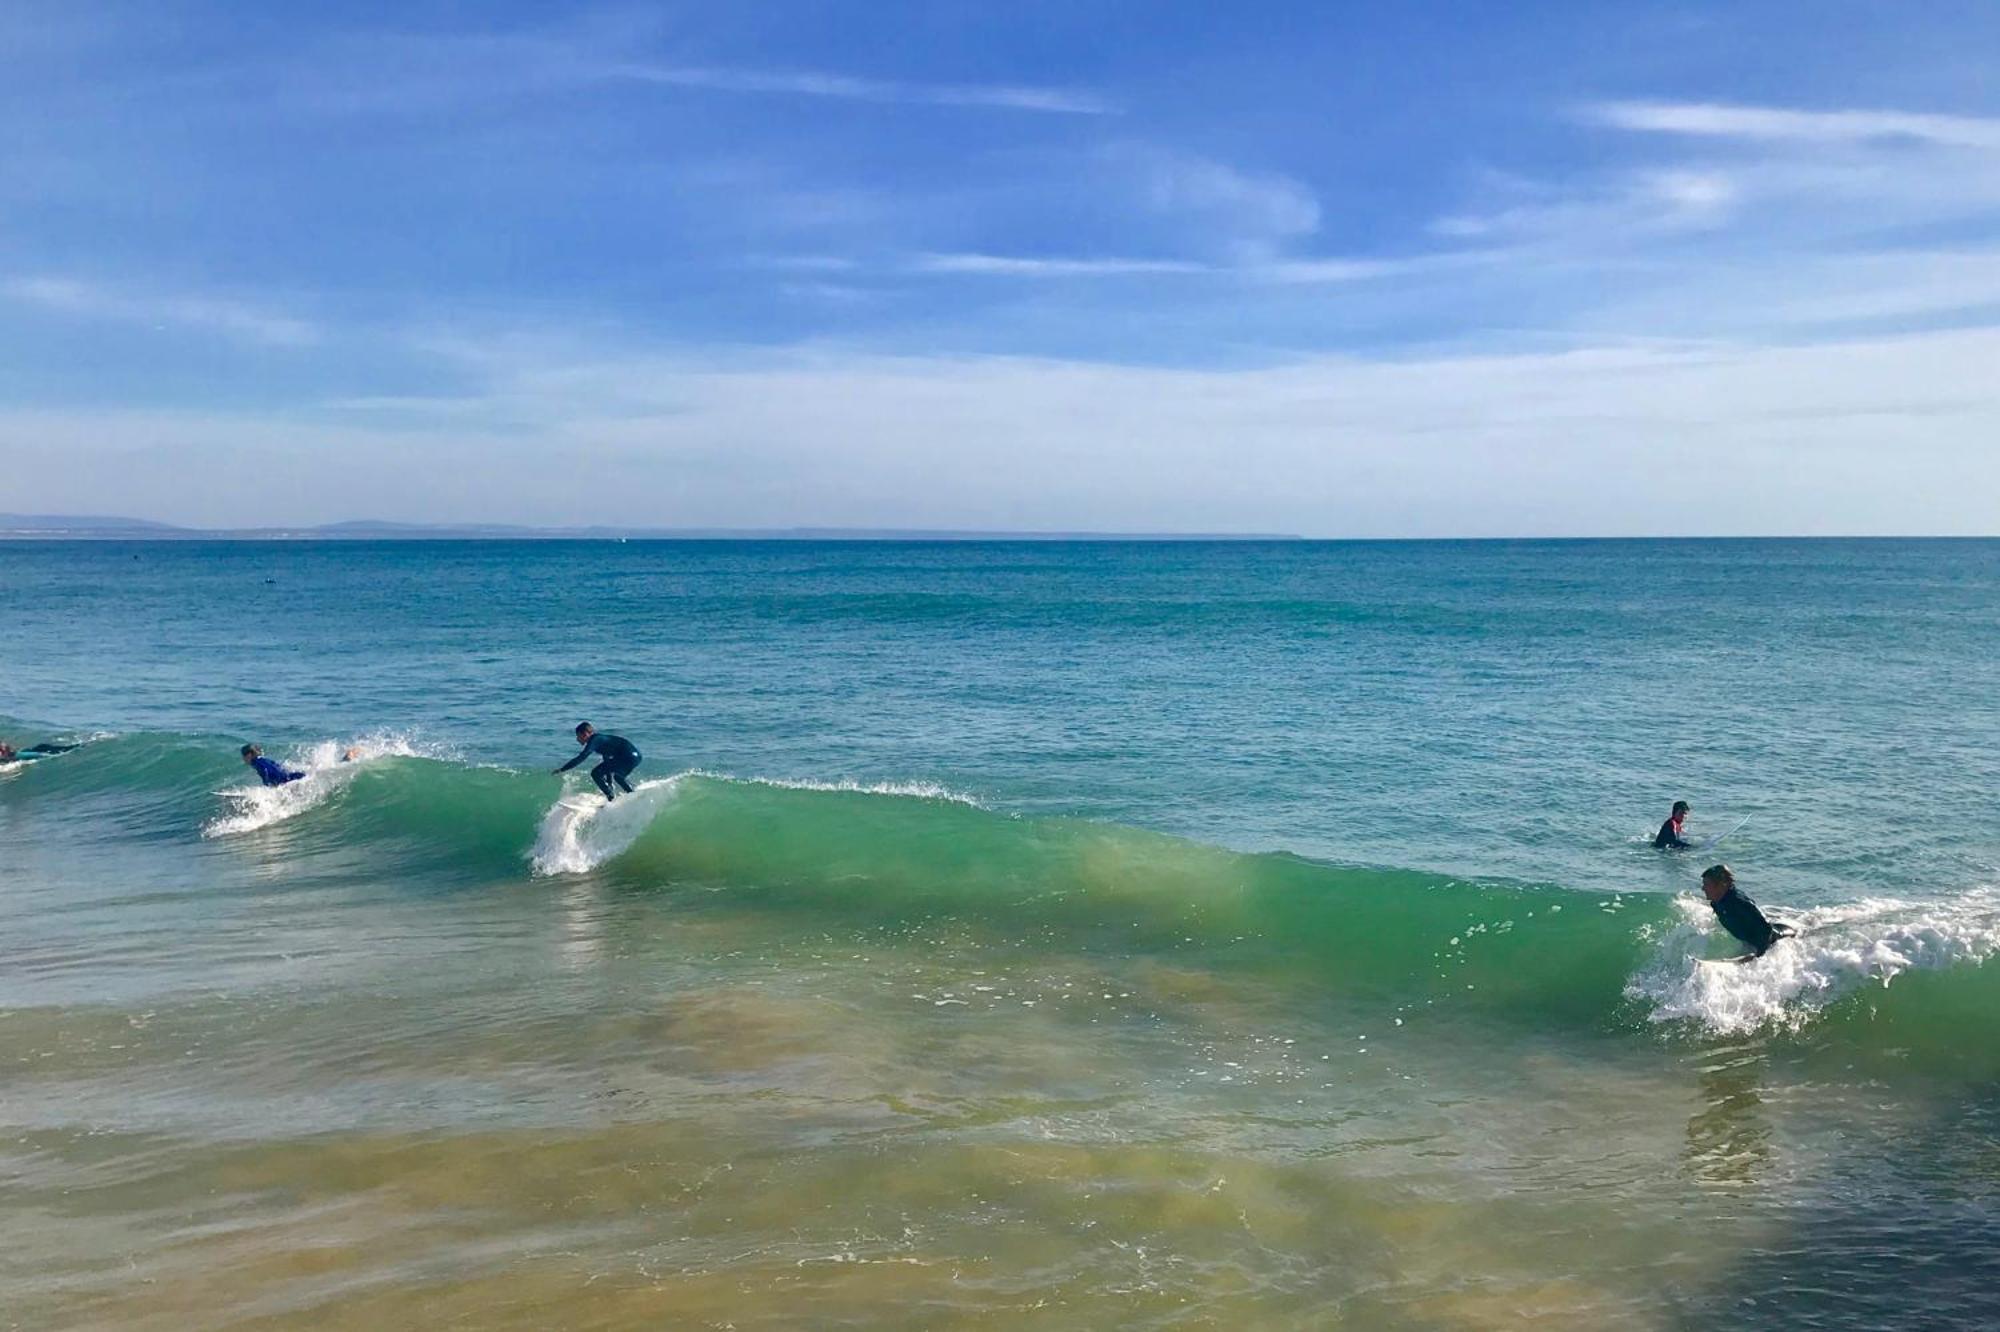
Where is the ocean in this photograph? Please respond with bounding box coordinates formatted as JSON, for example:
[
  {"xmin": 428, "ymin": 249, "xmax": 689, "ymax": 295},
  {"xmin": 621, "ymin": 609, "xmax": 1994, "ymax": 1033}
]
[{"xmin": 2, "ymin": 538, "xmax": 1996, "ymax": 1329}]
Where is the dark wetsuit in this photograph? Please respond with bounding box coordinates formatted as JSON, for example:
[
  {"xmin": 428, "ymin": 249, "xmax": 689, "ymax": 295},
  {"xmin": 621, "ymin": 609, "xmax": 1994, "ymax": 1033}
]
[
  {"xmin": 1709, "ymin": 887, "xmax": 1794, "ymax": 956},
  {"xmin": 1654, "ymin": 817, "xmax": 1691, "ymax": 850},
  {"xmin": 251, "ymin": 755, "xmax": 305, "ymax": 787},
  {"xmin": 6, "ymin": 741, "xmax": 80, "ymax": 763},
  {"xmin": 559, "ymin": 732, "xmax": 641, "ymax": 800}
]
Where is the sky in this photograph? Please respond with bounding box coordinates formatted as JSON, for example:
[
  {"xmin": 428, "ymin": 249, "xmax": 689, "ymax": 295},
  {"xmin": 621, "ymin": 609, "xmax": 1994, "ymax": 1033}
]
[{"xmin": 3, "ymin": 0, "xmax": 1999, "ymax": 535}]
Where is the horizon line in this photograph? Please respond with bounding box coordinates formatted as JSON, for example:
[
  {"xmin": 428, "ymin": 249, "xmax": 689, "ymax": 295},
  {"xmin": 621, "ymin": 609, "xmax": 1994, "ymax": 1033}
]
[{"xmin": 3, "ymin": 516, "xmax": 1997, "ymax": 543}]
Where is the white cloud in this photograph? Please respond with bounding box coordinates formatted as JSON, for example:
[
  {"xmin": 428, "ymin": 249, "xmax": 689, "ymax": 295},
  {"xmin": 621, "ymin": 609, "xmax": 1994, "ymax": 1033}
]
[
  {"xmin": 3, "ymin": 276, "xmax": 317, "ymax": 346},
  {"xmin": 913, "ymin": 253, "xmax": 1207, "ymax": 276},
  {"xmin": 745, "ymin": 255, "xmax": 862, "ymax": 272},
  {"xmin": 1131, "ymin": 148, "xmax": 1321, "ymax": 253},
  {"xmin": 813, "ymin": 251, "xmax": 1412, "ymax": 283},
  {"xmin": 281, "ymin": 23, "xmax": 1115, "ymax": 118},
  {"xmin": 1589, "ymin": 100, "xmax": 2000, "ymax": 149},
  {"xmin": 605, "ymin": 63, "xmax": 1115, "ymax": 115},
  {"xmin": 906, "ymin": 147, "xmax": 1328, "ymax": 274},
  {"xmin": 1580, "ymin": 249, "xmax": 2000, "ymax": 335},
  {"xmin": 8, "ymin": 328, "xmax": 1996, "ymax": 535},
  {"xmin": 1422, "ymin": 100, "xmax": 2000, "ymax": 331},
  {"xmin": 1433, "ymin": 167, "xmax": 1741, "ymax": 242}
]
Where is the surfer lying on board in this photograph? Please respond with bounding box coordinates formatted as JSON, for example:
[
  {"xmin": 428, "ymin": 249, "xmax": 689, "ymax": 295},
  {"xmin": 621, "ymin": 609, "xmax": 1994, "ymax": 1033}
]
[
  {"xmin": 241, "ymin": 744, "xmax": 304, "ymax": 787},
  {"xmin": 1702, "ymin": 864, "xmax": 1795, "ymax": 958},
  {"xmin": 1653, "ymin": 800, "xmax": 1692, "ymax": 849},
  {"xmin": 0, "ymin": 739, "xmax": 81, "ymax": 763},
  {"xmin": 553, "ymin": 722, "xmax": 642, "ymax": 801}
]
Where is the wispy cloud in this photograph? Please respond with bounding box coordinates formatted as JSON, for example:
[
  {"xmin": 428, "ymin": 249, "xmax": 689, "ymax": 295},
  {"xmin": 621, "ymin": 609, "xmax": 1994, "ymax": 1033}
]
[
  {"xmin": 3, "ymin": 276, "xmax": 317, "ymax": 346},
  {"xmin": 281, "ymin": 23, "xmax": 1115, "ymax": 119},
  {"xmin": 1251, "ymin": 257, "xmax": 1419, "ymax": 283},
  {"xmin": 604, "ymin": 63, "xmax": 1115, "ymax": 115},
  {"xmin": 1126, "ymin": 148, "xmax": 1321, "ymax": 256},
  {"xmin": 910, "ymin": 252, "xmax": 1408, "ymax": 283},
  {"xmin": 1432, "ymin": 167, "xmax": 1740, "ymax": 241},
  {"xmin": 1588, "ymin": 100, "xmax": 2000, "ymax": 149},
  {"xmin": 913, "ymin": 253, "xmax": 1207, "ymax": 277},
  {"xmin": 744, "ymin": 255, "xmax": 863, "ymax": 272}
]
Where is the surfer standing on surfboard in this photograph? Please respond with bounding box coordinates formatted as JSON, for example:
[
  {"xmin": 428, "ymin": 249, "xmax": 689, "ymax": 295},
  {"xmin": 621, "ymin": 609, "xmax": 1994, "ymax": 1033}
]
[
  {"xmin": 1701, "ymin": 864, "xmax": 1795, "ymax": 959},
  {"xmin": 553, "ymin": 722, "xmax": 642, "ymax": 801}
]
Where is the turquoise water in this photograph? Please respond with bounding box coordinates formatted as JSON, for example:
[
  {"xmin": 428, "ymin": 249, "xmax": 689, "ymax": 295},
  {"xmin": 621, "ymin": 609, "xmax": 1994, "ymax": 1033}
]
[{"xmin": 3, "ymin": 539, "xmax": 1997, "ymax": 1328}]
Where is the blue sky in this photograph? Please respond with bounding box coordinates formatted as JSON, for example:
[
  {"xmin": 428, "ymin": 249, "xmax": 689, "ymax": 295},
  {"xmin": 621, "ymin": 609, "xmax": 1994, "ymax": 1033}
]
[{"xmin": 4, "ymin": 1, "xmax": 1999, "ymax": 533}]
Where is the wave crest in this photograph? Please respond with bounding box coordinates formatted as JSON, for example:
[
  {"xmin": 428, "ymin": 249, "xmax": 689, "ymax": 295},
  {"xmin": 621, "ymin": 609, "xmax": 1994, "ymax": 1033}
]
[
  {"xmin": 1626, "ymin": 891, "xmax": 2000, "ymax": 1034},
  {"xmin": 202, "ymin": 732, "xmax": 457, "ymax": 837}
]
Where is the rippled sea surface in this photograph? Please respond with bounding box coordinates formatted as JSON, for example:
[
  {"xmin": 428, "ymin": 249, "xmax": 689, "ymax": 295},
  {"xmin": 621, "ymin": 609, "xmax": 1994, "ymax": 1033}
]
[{"xmin": 3, "ymin": 538, "xmax": 1997, "ymax": 1329}]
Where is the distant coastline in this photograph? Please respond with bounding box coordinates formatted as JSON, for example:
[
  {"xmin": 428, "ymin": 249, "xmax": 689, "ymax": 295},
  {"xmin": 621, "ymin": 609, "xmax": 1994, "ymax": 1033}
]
[{"xmin": 0, "ymin": 515, "xmax": 1301, "ymax": 542}]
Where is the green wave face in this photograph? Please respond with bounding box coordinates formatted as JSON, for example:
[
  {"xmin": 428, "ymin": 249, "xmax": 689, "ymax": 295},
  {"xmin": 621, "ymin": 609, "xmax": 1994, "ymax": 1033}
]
[{"xmin": 561, "ymin": 776, "xmax": 1662, "ymax": 1024}]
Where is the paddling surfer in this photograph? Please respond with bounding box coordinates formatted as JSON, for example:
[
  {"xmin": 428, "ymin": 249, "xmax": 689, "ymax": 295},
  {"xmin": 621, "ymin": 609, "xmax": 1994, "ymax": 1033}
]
[
  {"xmin": 241, "ymin": 744, "xmax": 305, "ymax": 787},
  {"xmin": 0, "ymin": 739, "xmax": 80, "ymax": 764}
]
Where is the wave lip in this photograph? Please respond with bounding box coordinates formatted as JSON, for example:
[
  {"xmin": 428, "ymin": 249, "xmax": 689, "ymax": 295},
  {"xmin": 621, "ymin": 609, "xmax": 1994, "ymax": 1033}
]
[
  {"xmin": 1626, "ymin": 890, "xmax": 2000, "ymax": 1035},
  {"xmin": 202, "ymin": 733, "xmax": 457, "ymax": 837},
  {"xmin": 710, "ymin": 771, "xmax": 985, "ymax": 808},
  {"xmin": 528, "ymin": 771, "xmax": 983, "ymax": 877}
]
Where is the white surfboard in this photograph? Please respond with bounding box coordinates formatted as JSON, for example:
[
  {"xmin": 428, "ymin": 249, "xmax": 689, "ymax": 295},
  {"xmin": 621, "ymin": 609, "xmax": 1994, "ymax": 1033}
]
[{"xmin": 1696, "ymin": 816, "xmax": 1750, "ymax": 852}]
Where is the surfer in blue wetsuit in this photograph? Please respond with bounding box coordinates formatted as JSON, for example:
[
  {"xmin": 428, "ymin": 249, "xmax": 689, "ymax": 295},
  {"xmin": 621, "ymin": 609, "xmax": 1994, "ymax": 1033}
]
[
  {"xmin": 1653, "ymin": 800, "xmax": 1692, "ymax": 849},
  {"xmin": 553, "ymin": 722, "xmax": 642, "ymax": 801},
  {"xmin": 1701, "ymin": 864, "xmax": 1795, "ymax": 958},
  {"xmin": 241, "ymin": 744, "xmax": 304, "ymax": 787}
]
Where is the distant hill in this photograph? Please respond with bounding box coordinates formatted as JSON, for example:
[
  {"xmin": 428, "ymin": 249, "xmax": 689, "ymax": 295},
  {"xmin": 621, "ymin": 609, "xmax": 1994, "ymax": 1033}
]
[
  {"xmin": 0, "ymin": 516, "xmax": 1299, "ymax": 541},
  {"xmin": 0, "ymin": 514, "xmax": 186, "ymax": 533}
]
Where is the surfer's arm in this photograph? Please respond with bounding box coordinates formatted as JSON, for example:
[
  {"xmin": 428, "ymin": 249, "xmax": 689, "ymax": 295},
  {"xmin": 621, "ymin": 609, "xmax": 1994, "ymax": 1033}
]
[{"xmin": 553, "ymin": 740, "xmax": 595, "ymax": 773}]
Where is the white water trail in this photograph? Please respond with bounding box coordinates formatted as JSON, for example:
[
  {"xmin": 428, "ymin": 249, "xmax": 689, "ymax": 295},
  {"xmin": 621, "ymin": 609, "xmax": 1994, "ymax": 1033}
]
[
  {"xmin": 1627, "ymin": 889, "xmax": 2000, "ymax": 1034},
  {"xmin": 202, "ymin": 732, "xmax": 454, "ymax": 837},
  {"xmin": 530, "ymin": 776, "xmax": 684, "ymax": 876},
  {"xmin": 711, "ymin": 770, "xmax": 985, "ymax": 808}
]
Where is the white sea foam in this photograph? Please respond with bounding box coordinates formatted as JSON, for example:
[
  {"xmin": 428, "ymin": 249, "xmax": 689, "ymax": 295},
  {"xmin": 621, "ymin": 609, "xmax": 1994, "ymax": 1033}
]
[
  {"xmin": 1626, "ymin": 889, "xmax": 2000, "ymax": 1034},
  {"xmin": 530, "ymin": 776, "xmax": 685, "ymax": 875},
  {"xmin": 202, "ymin": 732, "xmax": 453, "ymax": 837},
  {"xmin": 701, "ymin": 770, "xmax": 985, "ymax": 808}
]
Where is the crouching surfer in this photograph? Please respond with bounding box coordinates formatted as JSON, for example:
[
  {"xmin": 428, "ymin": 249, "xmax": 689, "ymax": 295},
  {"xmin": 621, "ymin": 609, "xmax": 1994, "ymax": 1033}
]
[
  {"xmin": 553, "ymin": 722, "xmax": 642, "ymax": 801},
  {"xmin": 1702, "ymin": 864, "xmax": 1795, "ymax": 960}
]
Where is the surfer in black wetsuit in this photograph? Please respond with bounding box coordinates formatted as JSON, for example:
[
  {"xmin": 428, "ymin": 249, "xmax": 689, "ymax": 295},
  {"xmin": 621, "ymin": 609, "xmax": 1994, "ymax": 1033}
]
[
  {"xmin": 1701, "ymin": 864, "xmax": 1795, "ymax": 958},
  {"xmin": 1654, "ymin": 800, "xmax": 1692, "ymax": 850},
  {"xmin": 0, "ymin": 739, "xmax": 80, "ymax": 764},
  {"xmin": 554, "ymin": 722, "xmax": 642, "ymax": 800}
]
